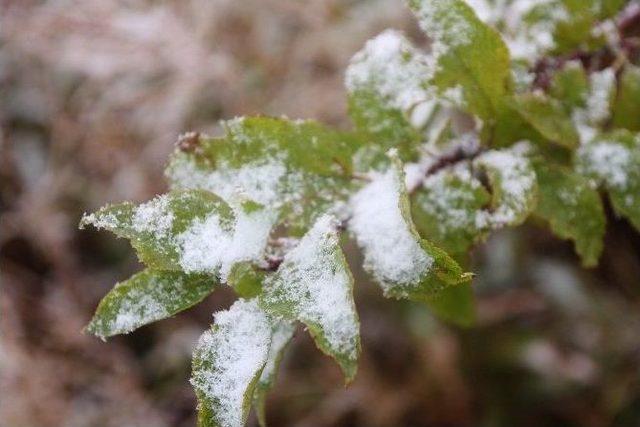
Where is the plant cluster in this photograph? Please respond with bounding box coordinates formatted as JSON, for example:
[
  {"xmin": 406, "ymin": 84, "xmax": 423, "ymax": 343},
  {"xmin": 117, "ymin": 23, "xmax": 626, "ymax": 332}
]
[{"xmin": 81, "ymin": 1, "xmax": 640, "ymax": 426}]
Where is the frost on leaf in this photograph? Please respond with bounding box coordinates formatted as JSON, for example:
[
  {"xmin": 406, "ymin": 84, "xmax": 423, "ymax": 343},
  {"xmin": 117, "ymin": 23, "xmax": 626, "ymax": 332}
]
[
  {"xmin": 473, "ymin": 145, "xmax": 538, "ymax": 229},
  {"xmin": 407, "ymin": 0, "xmax": 510, "ymax": 119},
  {"xmin": 533, "ymin": 163, "xmax": 605, "ymax": 267},
  {"xmin": 576, "ymin": 132, "xmax": 640, "ymax": 231},
  {"xmin": 350, "ymin": 157, "xmax": 469, "ymax": 301},
  {"xmin": 191, "ymin": 299, "xmax": 272, "ymax": 427},
  {"xmin": 412, "ymin": 163, "xmax": 491, "ymax": 255},
  {"xmin": 346, "ymin": 30, "xmax": 433, "ymax": 164},
  {"xmin": 259, "ymin": 215, "xmax": 360, "ymax": 382},
  {"xmin": 81, "ymin": 190, "xmax": 274, "ymax": 281},
  {"xmin": 166, "ymin": 117, "xmax": 362, "ymax": 235},
  {"xmin": 253, "ymin": 321, "xmax": 296, "ymax": 427},
  {"xmin": 86, "ymin": 269, "xmax": 217, "ymax": 339}
]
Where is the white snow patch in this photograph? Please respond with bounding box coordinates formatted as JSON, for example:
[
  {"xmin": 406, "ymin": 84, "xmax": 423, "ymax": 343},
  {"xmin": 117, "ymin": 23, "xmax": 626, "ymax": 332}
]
[
  {"xmin": 263, "ymin": 215, "xmax": 359, "ymax": 358},
  {"xmin": 191, "ymin": 299, "xmax": 272, "ymax": 427},
  {"xmin": 577, "ymin": 142, "xmax": 631, "ymax": 189},
  {"xmin": 345, "ymin": 29, "xmax": 435, "ymax": 113},
  {"xmin": 349, "ymin": 164, "xmax": 433, "ymax": 294}
]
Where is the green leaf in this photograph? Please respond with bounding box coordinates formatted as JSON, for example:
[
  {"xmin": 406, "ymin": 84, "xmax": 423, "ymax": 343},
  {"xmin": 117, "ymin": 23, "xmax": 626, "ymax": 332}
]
[
  {"xmin": 80, "ymin": 190, "xmax": 274, "ymax": 279},
  {"xmin": 166, "ymin": 117, "xmax": 362, "ymax": 235},
  {"xmin": 514, "ymin": 92, "xmax": 579, "ymax": 148},
  {"xmin": 259, "ymin": 215, "xmax": 360, "ymax": 382},
  {"xmin": 191, "ymin": 299, "xmax": 272, "ymax": 427},
  {"xmin": 426, "ymin": 283, "xmax": 475, "ymax": 327},
  {"xmin": 86, "ymin": 269, "xmax": 217, "ymax": 339},
  {"xmin": 473, "ymin": 144, "xmax": 539, "ymax": 229},
  {"xmin": 346, "ymin": 30, "xmax": 430, "ymax": 166},
  {"xmin": 227, "ymin": 262, "xmax": 264, "ymax": 299},
  {"xmin": 533, "ymin": 163, "xmax": 605, "ymax": 267},
  {"xmin": 407, "ymin": 0, "xmax": 511, "ymax": 120},
  {"xmin": 253, "ymin": 321, "xmax": 295, "ymax": 427},
  {"xmin": 612, "ymin": 65, "xmax": 640, "ymax": 132},
  {"xmin": 350, "ymin": 156, "xmax": 470, "ymax": 302},
  {"xmin": 550, "ymin": 61, "xmax": 588, "ymax": 112},
  {"xmin": 576, "ymin": 132, "xmax": 640, "ymax": 231},
  {"xmin": 412, "ymin": 163, "xmax": 491, "ymax": 255}
]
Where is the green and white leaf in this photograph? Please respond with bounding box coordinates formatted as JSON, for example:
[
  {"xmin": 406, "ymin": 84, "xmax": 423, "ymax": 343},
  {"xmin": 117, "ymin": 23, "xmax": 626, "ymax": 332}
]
[
  {"xmin": 81, "ymin": 190, "xmax": 274, "ymax": 280},
  {"xmin": 259, "ymin": 215, "xmax": 361, "ymax": 382},
  {"xmin": 349, "ymin": 155, "xmax": 470, "ymax": 301},
  {"xmin": 191, "ymin": 299, "xmax": 272, "ymax": 427},
  {"xmin": 166, "ymin": 117, "xmax": 362, "ymax": 235},
  {"xmin": 346, "ymin": 29, "xmax": 433, "ymax": 165},
  {"xmin": 473, "ymin": 144, "xmax": 538, "ymax": 229},
  {"xmin": 408, "ymin": 0, "xmax": 511, "ymax": 120},
  {"xmin": 576, "ymin": 132, "xmax": 640, "ymax": 231},
  {"xmin": 86, "ymin": 269, "xmax": 218, "ymax": 339},
  {"xmin": 253, "ymin": 321, "xmax": 296, "ymax": 427},
  {"xmin": 533, "ymin": 163, "xmax": 605, "ymax": 267},
  {"xmin": 550, "ymin": 60, "xmax": 588, "ymax": 113},
  {"xmin": 412, "ymin": 162, "xmax": 491, "ymax": 255}
]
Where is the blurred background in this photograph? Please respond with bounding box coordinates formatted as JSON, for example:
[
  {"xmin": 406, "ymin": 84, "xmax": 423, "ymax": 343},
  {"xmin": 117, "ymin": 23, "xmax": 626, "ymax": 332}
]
[{"xmin": 2, "ymin": 1, "xmax": 640, "ymax": 426}]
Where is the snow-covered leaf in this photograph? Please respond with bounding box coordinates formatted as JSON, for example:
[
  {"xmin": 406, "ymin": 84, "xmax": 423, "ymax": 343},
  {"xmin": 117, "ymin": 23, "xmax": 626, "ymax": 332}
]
[
  {"xmin": 576, "ymin": 132, "xmax": 640, "ymax": 231},
  {"xmin": 350, "ymin": 157, "xmax": 470, "ymax": 302},
  {"xmin": 259, "ymin": 215, "xmax": 360, "ymax": 382},
  {"xmin": 473, "ymin": 145, "xmax": 538, "ymax": 229},
  {"xmin": 253, "ymin": 321, "xmax": 296, "ymax": 427},
  {"xmin": 86, "ymin": 269, "xmax": 217, "ymax": 339},
  {"xmin": 412, "ymin": 163, "xmax": 491, "ymax": 255},
  {"xmin": 166, "ymin": 117, "xmax": 362, "ymax": 235},
  {"xmin": 514, "ymin": 92, "xmax": 579, "ymax": 148},
  {"xmin": 81, "ymin": 190, "xmax": 274, "ymax": 280},
  {"xmin": 346, "ymin": 30, "xmax": 431, "ymax": 165},
  {"xmin": 191, "ymin": 299, "xmax": 272, "ymax": 427},
  {"xmin": 408, "ymin": 0, "xmax": 511, "ymax": 120},
  {"xmin": 533, "ymin": 163, "xmax": 605, "ymax": 267}
]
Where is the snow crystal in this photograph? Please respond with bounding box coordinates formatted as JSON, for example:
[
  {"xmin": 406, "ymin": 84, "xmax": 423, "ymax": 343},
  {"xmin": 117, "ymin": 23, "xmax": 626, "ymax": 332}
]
[
  {"xmin": 474, "ymin": 145, "xmax": 536, "ymax": 229},
  {"xmin": 132, "ymin": 194, "xmax": 174, "ymax": 235},
  {"xmin": 263, "ymin": 215, "xmax": 359, "ymax": 358},
  {"xmin": 178, "ymin": 203, "xmax": 275, "ymax": 280},
  {"xmin": 577, "ymin": 142, "xmax": 631, "ymax": 189},
  {"xmin": 110, "ymin": 287, "xmax": 168, "ymax": 336},
  {"xmin": 502, "ymin": 0, "xmax": 566, "ymax": 61},
  {"xmin": 345, "ymin": 29, "xmax": 435, "ymax": 113},
  {"xmin": 587, "ymin": 68, "xmax": 615, "ymax": 124},
  {"xmin": 420, "ymin": 163, "xmax": 484, "ymax": 235},
  {"xmin": 258, "ymin": 322, "xmax": 295, "ymax": 386},
  {"xmin": 349, "ymin": 164, "xmax": 433, "ymax": 294},
  {"xmin": 168, "ymin": 157, "xmax": 288, "ymax": 208},
  {"xmin": 191, "ymin": 299, "xmax": 272, "ymax": 427},
  {"xmin": 411, "ymin": 0, "xmax": 472, "ymax": 49}
]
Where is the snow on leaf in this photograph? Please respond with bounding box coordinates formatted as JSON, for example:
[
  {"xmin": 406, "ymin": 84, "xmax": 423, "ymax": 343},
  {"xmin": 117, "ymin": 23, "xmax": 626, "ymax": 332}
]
[
  {"xmin": 576, "ymin": 132, "xmax": 640, "ymax": 232},
  {"xmin": 407, "ymin": 0, "xmax": 511, "ymax": 119},
  {"xmin": 412, "ymin": 163, "xmax": 491, "ymax": 255},
  {"xmin": 345, "ymin": 30, "xmax": 432, "ymax": 164},
  {"xmin": 86, "ymin": 269, "xmax": 218, "ymax": 339},
  {"xmin": 166, "ymin": 117, "xmax": 362, "ymax": 235},
  {"xmin": 253, "ymin": 321, "xmax": 296, "ymax": 427},
  {"xmin": 259, "ymin": 214, "xmax": 360, "ymax": 382},
  {"xmin": 473, "ymin": 144, "xmax": 538, "ymax": 229},
  {"xmin": 191, "ymin": 299, "xmax": 272, "ymax": 427},
  {"xmin": 349, "ymin": 156, "xmax": 469, "ymax": 301},
  {"xmin": 81, "ymin": 190, "xmax": 274, "ymax": 281}
]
